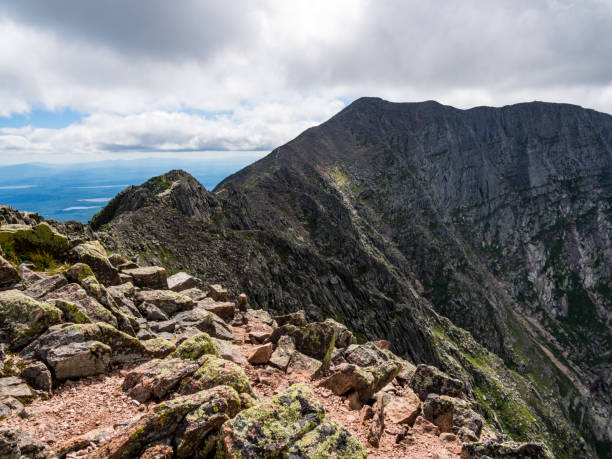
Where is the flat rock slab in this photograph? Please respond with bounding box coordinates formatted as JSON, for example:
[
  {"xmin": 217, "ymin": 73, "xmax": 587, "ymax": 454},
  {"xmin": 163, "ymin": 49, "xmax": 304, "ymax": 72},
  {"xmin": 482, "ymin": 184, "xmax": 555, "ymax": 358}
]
[
  {"xmin": 167, "ymin": 272, "xmax": 200, "ymax": 292},
  {"xmin": 122, "ymin": 266, "xmax": 168, "ymax": 289},
  {"xmin": 0, "ymin": 377, "xmax": 34, "ymax": 402}
]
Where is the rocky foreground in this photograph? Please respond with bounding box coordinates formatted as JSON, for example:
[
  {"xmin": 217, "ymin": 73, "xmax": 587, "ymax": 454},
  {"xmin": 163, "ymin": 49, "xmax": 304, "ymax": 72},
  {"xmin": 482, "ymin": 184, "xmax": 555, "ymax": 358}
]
[{"xmin": 0, "ymin": 210, "xmax": 551, "ymax": 458}]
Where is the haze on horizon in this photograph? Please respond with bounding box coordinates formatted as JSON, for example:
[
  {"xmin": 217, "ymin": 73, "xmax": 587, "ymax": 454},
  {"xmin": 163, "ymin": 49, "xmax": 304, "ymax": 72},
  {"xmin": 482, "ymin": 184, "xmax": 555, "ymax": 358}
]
[{"xmin": 0, "ymin": 0, "xmax": 611, "ymax": 165}]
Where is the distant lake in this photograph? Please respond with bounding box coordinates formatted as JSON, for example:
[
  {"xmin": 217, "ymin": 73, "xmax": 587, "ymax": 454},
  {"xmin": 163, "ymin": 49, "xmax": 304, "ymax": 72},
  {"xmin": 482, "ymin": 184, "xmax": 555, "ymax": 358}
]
[{"xmin": 0, "ymin": 154, "xmax": 266, "ymax": 222}]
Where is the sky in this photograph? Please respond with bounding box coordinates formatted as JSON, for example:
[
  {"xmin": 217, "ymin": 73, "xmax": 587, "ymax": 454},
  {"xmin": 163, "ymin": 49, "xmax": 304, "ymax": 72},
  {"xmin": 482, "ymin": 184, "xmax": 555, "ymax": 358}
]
[{"xmin": 0, "ymin": 0, "xmax": 611, "ymax": 165}]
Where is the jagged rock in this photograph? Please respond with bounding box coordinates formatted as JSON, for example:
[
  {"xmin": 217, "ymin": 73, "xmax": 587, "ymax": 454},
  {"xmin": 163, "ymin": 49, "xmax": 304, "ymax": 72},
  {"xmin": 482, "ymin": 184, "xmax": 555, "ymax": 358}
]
[
  {"xmin": 19, "ymin": 362, "xmax": 52, "ymax": 392},
  {"xmin": 368, "ymin": 392, "xmax": 385, "ymax": 447},
  {"xmin": 180, "ymin": 288, "xmax": 207, "ymax": 302},
  {"xmin": 272, "ymin": 310, "xmax": 307, "ymax": 328},
  {"xmin": 379, "ymin": 389, "xmax": 421, "ymax": 426},
  {"xmin": 410, "ymin": 364, "xmax": 464, "ymax": 400},
  {"xmin": 122, "ymin": 358, "xmax": 200, "ymax": 402},
  {"xmin": 174, "ymin": 306, "xmax": 235, "ymax": 341},
  {"xmin": 320, "ymin": 360, "xmax": 402, "ymax": 403},
  {"xmin": 207, "ymin": 284, "xmax": 227, "ymax": 301},
  {"xmin": 199, "ymin": 298, "xmax": 235, "ymax": 322},
  {"xmin": 244, "ymin": 309, "xmax": 277, "ymax": 327},
  {"xmin": 460, "ymin": 440, "xmax": 552, "ymax": 458},
  {"xmin": 20, "ymin": 322, "xmax": 151, "ymax": 365},
  {"xmin": 143, "ymin": 302, "xmax": 169, "ymax": 321},
  {"xmin": 22, "ymin": 274, "xmax": 67, "ymax": 300},
  {"xmin": 117, "ymin": 261, "xmax": 138, "ymax": 271},
  {"xmin": 18, "ymin": 264, "xmax": 44, "ymax": 284},
  {"xmin": 344, "ymin": 342, "xmax": 396, "ymax": 367},
  {"xmin": 286, "ymin": 350, "xmax": 321, "ymax": 377},
  {"xmin": 107, "ymin": 282, "xmax": 136, "ymax": 299},
  {"xmin": 141, "ymin": 338, "xmax": 176, "ymax": 359},
  {"xmin": 248, "ymin": 330, "xmax": 271, "ymax": 343},
  {"xmin": 0, "ymin": 377, "xmax": 34, "ymax": 402},
  {"xmin": 45, "ymin": 283, "xmax": 117, "ymax": 328},
  {"xmin": 95, "ymin": 386, "xmax": 241, "ymax": 459},
  {"xmin": 0, "ymin": 256, "xmax": 20, "ymax": 289},
  {"xmin": 217, "ymin": 383, "xmax": 325, "ymax": 458},
  {"xmin": 0, "ymin": 396, "xmax": 24, "ymax": 420},
  {"xmin": 0, "ymin": 290, "xmax": 62, "ymax": 350},
  {"xmin": 149, "ymin": 320, "xmax": 175, "ymax": 333},
  {"xmin": 107, "ymin": 253, "xmax": 129, "ymax": 268},
  {"xmin": 137, "ymin": 328, "xmax": 155, "ymax": 341},
  {"xmin": 118, "ymin": 273, "xmax": 133, "ymax": 284},
  {"xmin": 0, "ymin": 428, "xmax": 53, "ymax": 458},
  {"xmin": 247, "ymin": 343, "xmax": 273, "ymax": 364},
  {"xmin": 167, "ymin": 272, "xmax": 201, "ymax": 292},
  {"xmin": 211, "ymin": 338, "xmax": 247, "ymax": 366},
  {"xmin": 271, "ymin": 321, "xmax": 336, "ymax": 369},
  {"xmin": 422, "ymin": 393, "xmax": 455, "ymax": 432},
  {"xmin": 71, "ymin": 241, "xmax": 120, "ymax": 286},
  {"xmin": 180, "ymin": 354, "xmax": 252, "ymax": 395},
  {"xmin": 136, "ymin": 290, "xmax": 193, "ymax": 315},
  {"xmin": 0, "ymin": 222, "xmax": 69, "ymax": 258},
  {"xmin": 324, "ymin": 318, "xmax": 356, "ymax": 348},
  {"xmin": 64, "ymin": 263, "xmax": 95, "ymax": 284},
  {"xmin": 173, "ymin": 332, "xmax": 218, "ymax": 360},
  {"xmin": 286, "ymin": 418, "xmax": 367, "ymax": 458},
  {"xmin": 122, "ymin": 266, "xmax": 168, "ymax": 289},
  {"xmin": 47, "ymin": 340, "xmax": 111, "ymax": 380}
]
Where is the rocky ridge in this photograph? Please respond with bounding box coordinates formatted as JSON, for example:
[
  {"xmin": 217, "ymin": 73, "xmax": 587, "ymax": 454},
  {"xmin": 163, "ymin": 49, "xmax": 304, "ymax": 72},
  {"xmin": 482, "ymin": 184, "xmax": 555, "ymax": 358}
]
[{"xmin": 0, "ymin": 208, "xmax": 552, "ymax": 458}]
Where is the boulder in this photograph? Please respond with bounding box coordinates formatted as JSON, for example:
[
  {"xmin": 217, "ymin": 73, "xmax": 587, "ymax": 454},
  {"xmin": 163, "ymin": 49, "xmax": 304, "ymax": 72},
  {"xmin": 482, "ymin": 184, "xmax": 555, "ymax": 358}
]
[
  {"xmin": 207, "ymin": 284, "xmax": 228, "ymax": 301},
  {"xmin": 143, "ymin": 303, "xmax": 169, "ymax": 321},
  {"xmin": 218, "ymin": 383, "xmax": 325, "ymax": 458},
  {"xmin": 20, "ymin": 322, "xmax": 151, "ymax": 365},
  {"xmin": 269, "ymin": 335, "xmax": 295, "ymax": 371},
  {"xmin": 71, "ymin": 241, "xmax": 121, "ymax": 286},
  {"xmin": 423, "ymin": 394, "xmax": 483, "ymax": 440},
  {"xmin": 286, "ymin": 351, "xmax": 322, "ymax": 378},
  {"xmin": 136, "ymin": 290, "xmax": 193, "ymax": 315},
  {"xmin": 379, "ymin": 389, "xmax": 421, "ymax": 426},
  {"xmin": 123, "ymin": 266, "xmax": 168, "ymax": 289},
  {"xmin": 45, "ymin": 283, "xmax": 117, "ymax": 328},
  {"xmin": 271, "ymin": 321, "xmax": 336, "ymax": 369},
  {"xmin": 181, "ymin": 288, "xmax": 207, "ymax": 302},
  {"xmin": 0, "ymin": 428, "xmax": 53, "ymax": 459},
  {"xmin": 199, "ymin": 298, "xmax": 235, "ymax": 322},
  {"xmin": 410, "ymin": 364, "xmax": 464, "ymax": 400},
  {"xmin": 19, "ymin": 362, "xmax": 52, "ymax": 392},
  {"xmin": 285, "ymin": 418, "xmax": 367, "ymax": 458},
  {"xmin": 18, "ymin": 264, "xmax": 44, "ymax": 284},
  {"xmin": 244, "ymin": 309, "xmax": 277, "ymax": 328},
  {"xmin": 0, "ymin": 397, "xmax": 24, "ymax": 420},
  {"xmin": 422, "ymin": 393, "xmax": 455, "ymax": 432},
  {"xmin": 343, "ymin": 342, "xmax": 395, "ymax": 367},
  {"xmin": 180, "ymin": 355, "xmax": 252, "ymax": 396},
  {"xmin": 140, "ymin": 444, "xmax": 173, "ymax": 459},
  {"xmin": 0, "ymin": 377, "xmax": 34, "ymax": 403},
  {"xmin": 320, "ymin": 360, "xmax": 402, "ymax": 403},
  {"xmin": 52, "ymin": 299, "xmax": 92, "ymax": 324},
  {"xmin": 461, "ymin": 440, "xmax": 552, "ymax": 459},
  {"xmin": 22, "ymin": 274, "xmax": 68, "ymax": 300},
  {"xmin": 107, "ymin": 253, "xmax": 130, "ymax": 268},
  {"xmin": 122, "ymin": 358, "xmax": 200, "ymax": 402},
  {"xmin": 247, "ymin": 343, "xmax": 273, "ymax": 365},
  {"xmin": 65, "ymin": 262, "xmax": 95, "ymax": 284},
  {"xmin": 174, "ymin": 332, "xmax": 218, "ymax": 360},
  {"xmin": 272, "ymin": 310, "xmax": 307, "ymax": 328},
  {"xmin": 324, "ymin": 318, "xmax": 356, "ymax": 348},
  {"xmin": 0, "ymin": 290, "xmax": 62, "ymax": 350},
  {"xmin": 167, "ymin": 272, "xmax": 201, "ymax": 292},
  {"xmin": 0, "ymin": 256, "xmax": 20, "ymax": 289},
  {"xmin": 141, "ymin": 338, "xmax": 176, "ymax": 359},
  {"xmin": 149, "ymin": 320, "xmax": 175, "ymax": 333},
  {"xmin": 236, "ymin": 293, "xmax": 248, "ymax": 312},
  {"xmin": 211, "ymin": 338, "xmax": 248, "ymax": 366},
  {"xmin": 174, "ymin": 307, "xmax": 235, "ymax": 341},
  {"xmin": 95, "ymin": 386, "xmax": 241, "ymax": 459},
  {"xmin": 248, "ymin": 330, "xmax": 271, "ymax": 344},
  {"xmin": 47, "ymin": 340, "xmax": 111, "ymax": 380}
]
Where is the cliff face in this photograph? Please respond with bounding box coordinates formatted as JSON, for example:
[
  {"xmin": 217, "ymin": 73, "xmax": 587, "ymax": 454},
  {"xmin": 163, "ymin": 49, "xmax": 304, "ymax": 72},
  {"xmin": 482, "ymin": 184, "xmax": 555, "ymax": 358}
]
[{"xmin": 93, "ymin": 98, "xmax": 612, "ymax": 457}]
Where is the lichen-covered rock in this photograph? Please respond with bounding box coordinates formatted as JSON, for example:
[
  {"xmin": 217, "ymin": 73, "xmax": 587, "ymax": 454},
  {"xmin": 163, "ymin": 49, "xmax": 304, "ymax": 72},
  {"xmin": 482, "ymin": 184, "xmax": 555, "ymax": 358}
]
[
  {"xmin": 107, "ymin": 253, "xmax": 130, "ymax": 268},
  {"xmin": 217, "ymin": 383, "xmax": 325, "ymax": 458},
  {"xmin": 44, "ymin": 283, "xmax": 117, "ymax": 328},
  {"xmin": 0, "ymin": 256, "xmax": 20, "ymax": 289},
  {"xmin": 320, "ymin": 360, "xmax": 402, "ymax": 403},
  {"xmin": 286, "ymin": 350, "xmax": 322, "ymax": 378},
  {"xmin": 95, "ymin": 386, "xmax": 241, "ymax": 459},
  {"xmin": 20, "ymin": 322, "xmax": 151, "ymax": 365},
  {"xmin": 174, "ymin": 332, "xmax": 218, "ymax": 360},
  {"xmin": 22, "ymin": 274, "xmax": 68, "ymax": 300},
  {"xmin": 52, "ymin": 299, "xmax": 92, "ymax": 324},
  {"xmin": 460, "ymin": 440, "xmax": 553, "ymax": 459},
  {"xmin": 207, "ymin": 284, "xmax": 228, "ymax": 301},
  {"xmin": 0, "ymin": 428, "xmax": 53, "ymax": 458},
  {"xmin": 285, "ymin": 418, "xmax": 367, "ymax": 458},
  {"xmin": 65, "ymin": 263, "xmax": 95, "ymax": 284},
  {"xmin": 71, "ymin": 241, "xmax": 121, "ymax": 286},
  {"xmin": 272, "ymin": 310, "xmax": 307, "ymax": 328},
  {"xmin": 324, "ymin": 318, "xmax": 356, "ymax": 349},
  {"xmin": 122, "ymin": 358, "xmax": 200, "ymax": 402},
  {"xmin": 181, "ymin": 355, "xmax": 252, "ymax": 396},
  {"xmin": 270, "ymin": 321, "xmax": 336, "ymax": 370},
  {"xmin": 379, "ymin": 389, "xmax": 421, "ymax": 427},
  {"xmin": 174, "ymin": 307, "xmax": 235, "ymax": 341},
  {"xmin": 410, "ymin": 364, "xmax": 464, "ymax": 400},
  {"xmin": 211, "ymin": 338, "xmax": 248, "ymax": 366},
  {"xmin": 47, "ymin": 340, "xmax": 111, "ymax": 380},
  {"xmin": 343, "ymin": 342, "xmax": 396, "ymax": 368},
  {"xmin": 141, "ymin": 338, "xmax": 176, "ymax": 359},
  {"xmin": 167, "ymin": 272, "xmax": 201, "ymax": 292},
  {"xmin": 19, "ymin": 361, "xmax": 52, "ymax": 392},
  {"xmin": 136, "ymin": 289, "xmax": 194, "ymax": 315},
  {"xmin": 0, "ymin": 290, "xmax": 62, "ymax": 350},
  {"xmin": 199, "ymin": 298, "xmax": 235, "ymax": 323},
  {"xmin": 0, "ymin": 222, "xmax": 69, "ymax": 259},
  {"xmin": 123, "ymin": 266, "xmax": 168, "ymax": 289}
]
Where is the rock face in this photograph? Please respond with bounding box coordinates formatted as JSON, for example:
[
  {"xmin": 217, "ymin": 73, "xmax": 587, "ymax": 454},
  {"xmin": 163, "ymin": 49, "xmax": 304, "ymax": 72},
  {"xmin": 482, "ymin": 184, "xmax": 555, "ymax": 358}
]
[{"xmin": 92, "ymin": 98, "xmax": 612, "ymax": 457}]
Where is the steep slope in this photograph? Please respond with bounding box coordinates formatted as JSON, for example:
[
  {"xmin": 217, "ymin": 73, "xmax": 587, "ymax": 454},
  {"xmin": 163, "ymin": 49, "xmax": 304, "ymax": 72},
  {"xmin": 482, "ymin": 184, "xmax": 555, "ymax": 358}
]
[{"xmin": 92, "ymin": 98, "xmax": 612, "ymax": 457}]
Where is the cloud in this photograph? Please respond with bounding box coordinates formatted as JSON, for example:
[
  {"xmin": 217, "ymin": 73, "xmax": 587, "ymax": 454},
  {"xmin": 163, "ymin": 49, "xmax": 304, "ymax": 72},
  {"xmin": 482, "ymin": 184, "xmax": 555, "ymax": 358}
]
[{"xmin": 0, "ymin": 0, "xmax": 611, "ymax": 162}]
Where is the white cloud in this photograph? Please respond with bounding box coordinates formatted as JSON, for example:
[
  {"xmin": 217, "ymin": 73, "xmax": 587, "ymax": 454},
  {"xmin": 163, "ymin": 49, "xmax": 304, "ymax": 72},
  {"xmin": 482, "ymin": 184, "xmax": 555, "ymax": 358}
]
[{"xmin": 0, "ymin": 0, "xmax": 611, "ymax": 163}]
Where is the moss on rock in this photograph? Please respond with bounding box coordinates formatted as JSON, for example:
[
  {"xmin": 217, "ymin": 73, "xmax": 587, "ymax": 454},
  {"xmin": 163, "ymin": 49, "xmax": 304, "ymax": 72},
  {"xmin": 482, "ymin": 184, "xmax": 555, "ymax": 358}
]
[
  {"xmin": 174, "ymin": 332, "xmax": 218, "ymax": 360},
  {"xmin": 285, "ymin": 418, "xmax": 367, "ymax": 458},
  {"xmin": 181, "ymin": 354, "xmax": 252, "ymax": 396}
]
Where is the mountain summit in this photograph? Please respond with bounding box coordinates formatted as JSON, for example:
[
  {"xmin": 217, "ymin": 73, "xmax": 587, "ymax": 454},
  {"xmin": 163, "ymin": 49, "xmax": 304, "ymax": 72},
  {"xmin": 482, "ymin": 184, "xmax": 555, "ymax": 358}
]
[{"xmin": 93, "ymin": 99, "xmax": 612, "ymax": 457}]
